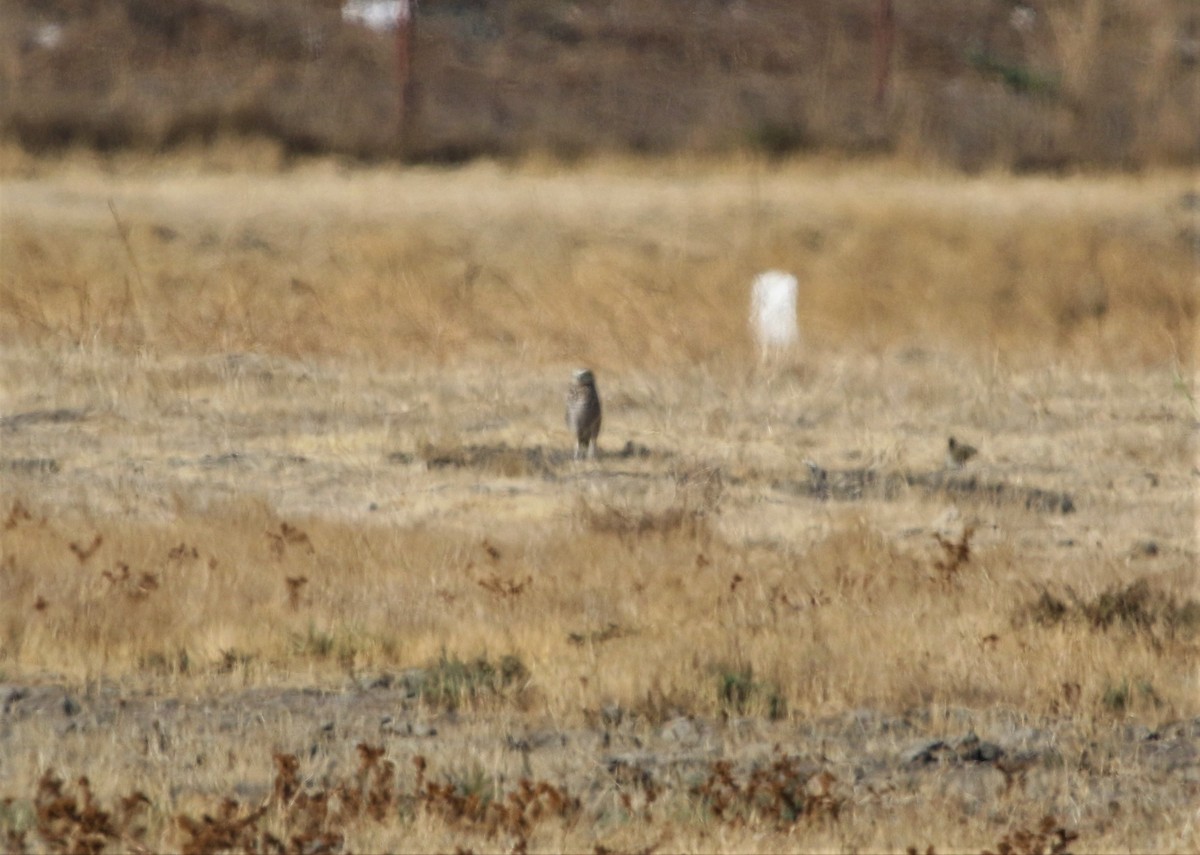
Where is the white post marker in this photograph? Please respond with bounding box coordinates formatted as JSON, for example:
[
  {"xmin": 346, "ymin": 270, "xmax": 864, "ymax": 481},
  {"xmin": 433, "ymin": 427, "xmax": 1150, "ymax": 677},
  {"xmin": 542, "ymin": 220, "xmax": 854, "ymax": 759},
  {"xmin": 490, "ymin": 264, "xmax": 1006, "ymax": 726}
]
[
  {"xmin": 750, "ymin": 270, "xmax": 800, "ymax": 357},
  {"xmin": 342, "ymin": 0, "xmax": 417, "ymax": 142},
  {"xmin": 341, "ymin": 0, "xmax": 411, "ymax": 31}
]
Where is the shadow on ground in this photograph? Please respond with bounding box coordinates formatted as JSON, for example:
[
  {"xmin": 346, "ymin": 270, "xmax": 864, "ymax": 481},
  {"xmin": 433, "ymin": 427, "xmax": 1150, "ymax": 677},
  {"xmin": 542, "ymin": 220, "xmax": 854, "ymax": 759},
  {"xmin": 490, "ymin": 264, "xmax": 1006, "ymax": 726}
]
[
  {"xmin": 390, "ymin": 441, "xmax": 664, "ymax": 479},
  {"xmin": 773, "ymin": 466, "xmax": 1076, "ymax": 514},
  {"xmin": 389, "ymin": 440, "xmax": 1076, "ymax": 514}
]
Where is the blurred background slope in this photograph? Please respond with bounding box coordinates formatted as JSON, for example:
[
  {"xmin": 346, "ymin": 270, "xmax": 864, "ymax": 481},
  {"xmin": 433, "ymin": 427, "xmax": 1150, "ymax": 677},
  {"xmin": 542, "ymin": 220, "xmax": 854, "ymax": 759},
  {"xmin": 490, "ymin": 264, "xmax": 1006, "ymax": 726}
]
[{"xmin": 2, "ymin": 0, "xmax": 1197, "ymax": 170}]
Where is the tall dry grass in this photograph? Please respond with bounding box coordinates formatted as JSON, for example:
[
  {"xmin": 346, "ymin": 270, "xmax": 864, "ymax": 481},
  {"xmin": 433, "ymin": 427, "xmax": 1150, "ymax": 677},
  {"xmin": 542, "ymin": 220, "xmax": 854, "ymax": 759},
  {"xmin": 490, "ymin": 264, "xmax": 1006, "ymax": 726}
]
[{"xmin": 1, "ymin": 152, "xmax": 1195, "ymax": 374}]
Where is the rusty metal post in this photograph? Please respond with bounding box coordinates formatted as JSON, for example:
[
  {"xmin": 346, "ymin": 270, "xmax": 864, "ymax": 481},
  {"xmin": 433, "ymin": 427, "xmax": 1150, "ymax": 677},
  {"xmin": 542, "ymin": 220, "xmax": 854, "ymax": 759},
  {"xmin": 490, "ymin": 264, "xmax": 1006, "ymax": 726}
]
[
  {"xmin": 873, "ymin": 0, "xmax": 895, "ymax": 108},
  {"xmin": 396, "ymin": 0, "xmax": 416, "ymax": 153}
]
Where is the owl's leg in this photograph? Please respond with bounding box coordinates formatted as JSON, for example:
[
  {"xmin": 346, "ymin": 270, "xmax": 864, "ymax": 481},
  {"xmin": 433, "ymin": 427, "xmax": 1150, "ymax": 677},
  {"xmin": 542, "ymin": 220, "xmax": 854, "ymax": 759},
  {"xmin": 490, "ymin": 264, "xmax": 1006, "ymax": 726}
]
[
  {"xmin": 575, "ymin": 440, "xmax": 584, "ymax": 460},
  {"xmin": 587, "ymin": 438, "xmax": 597, "ymax": 459}
]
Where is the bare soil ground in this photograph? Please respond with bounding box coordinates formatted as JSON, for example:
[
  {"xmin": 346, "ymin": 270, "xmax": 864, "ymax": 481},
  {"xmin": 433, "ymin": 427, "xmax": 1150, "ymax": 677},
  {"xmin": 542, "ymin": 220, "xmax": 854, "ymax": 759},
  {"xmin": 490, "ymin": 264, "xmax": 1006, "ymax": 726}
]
[{"xmin": 0, "ymin": 154, "xmax": 1197, "ymax": 852}]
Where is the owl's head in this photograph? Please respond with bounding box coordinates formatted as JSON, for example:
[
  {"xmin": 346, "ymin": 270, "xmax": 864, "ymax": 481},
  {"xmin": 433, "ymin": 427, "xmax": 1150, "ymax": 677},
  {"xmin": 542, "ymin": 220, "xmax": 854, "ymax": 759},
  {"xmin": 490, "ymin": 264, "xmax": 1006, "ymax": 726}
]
[{"xmin": 572, "ymin": 368, "xmax": 595, "ymax": 386}]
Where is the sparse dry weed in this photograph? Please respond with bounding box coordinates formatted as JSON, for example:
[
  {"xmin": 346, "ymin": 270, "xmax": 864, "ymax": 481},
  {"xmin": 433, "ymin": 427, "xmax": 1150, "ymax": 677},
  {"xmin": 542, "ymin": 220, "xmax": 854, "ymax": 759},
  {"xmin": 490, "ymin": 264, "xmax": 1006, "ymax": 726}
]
[{"xmin": 1, "ymin": 493, "xmax": 1193, "ymax": 726}]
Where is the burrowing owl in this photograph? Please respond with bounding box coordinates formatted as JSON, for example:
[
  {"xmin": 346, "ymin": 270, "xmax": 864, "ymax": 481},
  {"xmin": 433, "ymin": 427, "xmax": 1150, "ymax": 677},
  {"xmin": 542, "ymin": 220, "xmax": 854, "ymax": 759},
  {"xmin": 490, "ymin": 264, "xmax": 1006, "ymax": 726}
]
[
  {"xmin": 946, "ymin": 436, "xmax": 978, "ymax": 469},
  {"xmin": 565, "ymin": 368, "xmax": 602, "ymax": 459}
]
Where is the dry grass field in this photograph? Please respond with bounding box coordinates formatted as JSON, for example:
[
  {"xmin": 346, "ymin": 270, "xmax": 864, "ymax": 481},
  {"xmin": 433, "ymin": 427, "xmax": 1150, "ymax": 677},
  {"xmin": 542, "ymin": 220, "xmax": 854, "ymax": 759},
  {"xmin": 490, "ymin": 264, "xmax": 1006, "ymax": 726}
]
[{"xmin": 1, "ymin": 146, "xmax": 1198, "ymax": 852}]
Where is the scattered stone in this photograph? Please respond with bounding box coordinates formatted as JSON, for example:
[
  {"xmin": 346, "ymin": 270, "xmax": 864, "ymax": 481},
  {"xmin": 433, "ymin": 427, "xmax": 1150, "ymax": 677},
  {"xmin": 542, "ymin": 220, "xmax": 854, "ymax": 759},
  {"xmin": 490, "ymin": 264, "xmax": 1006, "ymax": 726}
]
[
  {"xmin": 1131, "ymin": 540, "xmax": 1159, "ymax": 558},
  {"xmin": 380, "ymin": 717, "xmax": 437, "ymax": 737},
  {"xmin": 2, "ymin": 688, "xmax": 29, "ymax": 713},
  {"xmin": 931, "ymin": 506, "xmax": 964, "ymax": 538},
  {"xmin": 504, "ymin": 731, "xmax": 565, "ymax": 753},
  {"xmin": 617, "ymin": 441, "xmax": 653, "ymax": 459},
  {"xmin": 901, "ymin": 739, "xmax": 952, "ymax": 767},
  {"xmin": 600, "ymin": 703, "xmax": 624, "ymax": 727},
  {"xmin": 661, "ymin": 716, "xmax": 703, "ymax": 745},
  {"xmin": 1123, "ymin": 724, "xmax": 1155, "ymax": 742},
  {"xmin": 397, "ymin": 669, "xmax": 427, "ymax": 698},
  {"xmin": 773, "ymin": 468, "xmax": 1076, "ymax": 514},
  {"xmin": 359, "ymin": 673, "xmax": 394, "ymax": 691},
  {"xmin": 606, "ymin": 753, "xmax": 658, "ymax": 786},
  {"xmin": 1153, "ymin": 717, "xmax": 1200, "ymax": 741},
  {"xmin": 959, "ymin": 739, "xmax": 1005, "ymax": 764}
]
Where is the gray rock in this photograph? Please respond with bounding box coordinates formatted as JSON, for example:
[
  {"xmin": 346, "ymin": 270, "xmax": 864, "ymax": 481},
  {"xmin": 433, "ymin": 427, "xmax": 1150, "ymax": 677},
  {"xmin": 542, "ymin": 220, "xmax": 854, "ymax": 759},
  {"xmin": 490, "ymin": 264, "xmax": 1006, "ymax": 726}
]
[
  {"xmin": 605, "ymin": 752, "xmax": 658, "ymax": 785},
  {"xmin": 506, "ymin": 730, "xmax": 566, "ymax": 752},
  {"xmin": 1153, "ymin": 717, "xmax": 1200, "ymax": 741},
  {"xmin": 380, "ymin": 717, "xmax": 437, "ymax": 737},
  {"xmin": 600, "ymin": 703, "xmax": 625, "ymax": 727},
  {"xmin": 1131, "ymin": 540, "xmax": 1159, "ymax": 557},
  {"xmin": 2, "ymin": 687, "xmax": 29, "ymax": 713},
  {"xmin": 359, "ymin": 673, "xmax": 394, "ymax": 690},
  {"xmin": 960, "ymin": 741, "xmax": 1005, "ymax": 764},
  {"xmin": 661, "ymin": 715, "xmax": 703, "ymax": 745},
  {"xmin": 901, "ymin": 739, "xmax": 952, "ymax": 767},
  {"xmin": 397, "ymin": 668, "xmax": 428, "ymax": 698}
]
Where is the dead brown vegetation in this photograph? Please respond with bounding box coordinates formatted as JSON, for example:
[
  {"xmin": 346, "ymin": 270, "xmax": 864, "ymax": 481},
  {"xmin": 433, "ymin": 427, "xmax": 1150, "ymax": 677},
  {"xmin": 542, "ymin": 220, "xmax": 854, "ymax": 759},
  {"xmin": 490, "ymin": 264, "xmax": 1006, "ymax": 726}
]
[
  {"xmin": 692, "ymin": 752, "xmax": 844, "ymax": 829},
  {"xmin": 982, "ymin": 815, "xmax": 1080, "ymax": 855},
  {"xmin": 25, "ymin": 772, "xmax": 150, "ymax": 855},
  {"xmin": 2, "ymin": 0, "xmax": 1197, "ymax": 170},
  {"xmin": 9, "ymin": 748, "xmax": 583, "ymax": 854},
  {"xmin": 6, "ymin": 745, "xmax": 1100, "ymax": 854},
  {"xmin": 1018, "ymin": 579, "xmax": 1200, "ymax": 641}
]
